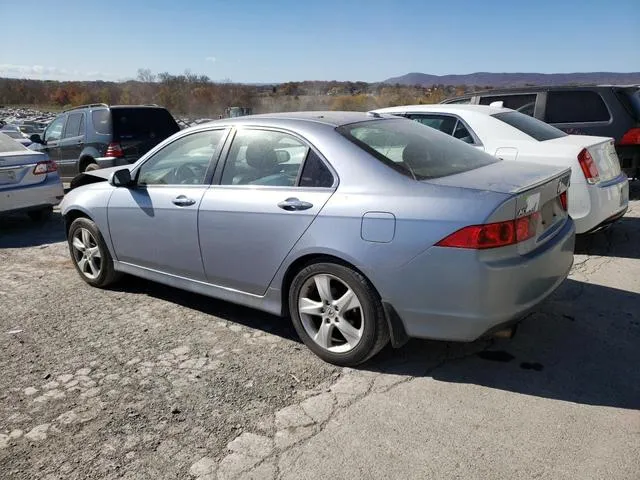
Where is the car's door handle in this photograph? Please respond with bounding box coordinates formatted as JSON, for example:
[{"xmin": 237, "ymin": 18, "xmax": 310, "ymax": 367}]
[
  {"xmin": 172, "ymin": 195, "xmax": 196, "ymax": 207},
  {"xmin": 277, "ymin": 197, "xmax": 313, "ymax": 211}
]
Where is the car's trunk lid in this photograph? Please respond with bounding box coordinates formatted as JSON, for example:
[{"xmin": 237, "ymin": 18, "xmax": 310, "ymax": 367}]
[
  {"xmin": 0, "ymin": 150, "xmax": 49, "ymax": 189},
  {"xmin": 544, "ymin": 135, "xmax": 621, "ymax": 182},
  {"xmin": 427, "ymin": 161, "xmax": 571, "ymax": 253}
]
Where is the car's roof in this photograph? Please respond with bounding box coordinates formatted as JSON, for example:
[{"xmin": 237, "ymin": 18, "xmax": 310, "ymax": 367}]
[
  {"xmin": 201, "ymin": 111, "xmax": 395, "ymax": 128},
  {"xmin": 374, "ymin": 104, "xmax": 510, "ymax": 116}
]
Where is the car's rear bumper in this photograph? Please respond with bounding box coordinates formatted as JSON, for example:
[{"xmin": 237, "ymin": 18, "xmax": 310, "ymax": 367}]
[
  {"xmin": 95, "ymin": 156, "xmax": 134, "ymax": 168},
  {"xmin": 569, "ymin": 174, "xmax": 629, "ymax": 234},
  {"xmin": 0, "ymin": 173, "xmax": 64, "ymax": 213},
  {"xmin": 380, "ymin": 218, "xmax": 575, "ymax": 342},
  {"xmin": 617, "ymin": 145, "xmax": 640, "ymax": 179}
]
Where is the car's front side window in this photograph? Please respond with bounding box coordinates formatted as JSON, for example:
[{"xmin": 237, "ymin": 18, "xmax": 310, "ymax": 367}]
[
  {"xmin": 44, "ymin": 116, "xmax": 66, "ymax": 142},
  {"xmin": 221, "ymin": 129, "xmax": 309, "ymax": 187},
  {"xmin": 137, "ymin": 130, "xmax": 226, "ymax": 186}
]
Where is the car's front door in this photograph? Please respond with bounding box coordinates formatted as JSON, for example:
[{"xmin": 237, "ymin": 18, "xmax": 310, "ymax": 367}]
[
  {"xmin": 199, "ymin": 128, "xmax": 337, "ymax": 295},
  {"xmin": 107, "ymin": 128, "xmax": 228, "ymax": 281},
  {"xmin": 58, "ymin": 112, "xmax": 85, "ymax": 179},
  {"xmin": 40, "ymin": 114, "xmax": 66, "ymax": 164}
]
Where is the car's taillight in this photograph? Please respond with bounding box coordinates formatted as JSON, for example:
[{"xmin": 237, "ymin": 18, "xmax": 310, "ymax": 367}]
[
  {"xmin": 436, "ymin": 212, "xmax": 539, "ymax": 250},
  {"xmin": 577, "ymin": 148, "xmax": 599, "ymax": 184},
  {"xmin": 619, "ymin": 127, "xmax": 640, "ymax": 145},
  {"xmin": 105, "ymin": 142, "xmax": 124, "ymax": 158},
  {"xmin": 559, "ymin": 191, "xmax": 568, "ymax": 211},
  {"xmin": 33, "ymin": 160, "xmax": 58, "ymax": 175}
]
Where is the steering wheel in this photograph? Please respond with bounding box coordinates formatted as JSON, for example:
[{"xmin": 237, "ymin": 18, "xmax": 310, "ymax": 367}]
[{"xmin": 174, "ymin": 163, "xmax": 204, "ymax": 184}]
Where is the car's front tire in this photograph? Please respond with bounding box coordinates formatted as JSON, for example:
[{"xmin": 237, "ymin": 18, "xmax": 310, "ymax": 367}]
[
  {"xmin": 68, "ymin": 217, "xmax": 121, "ymax": 288},
  {"xmin": 289, "ymin": 262, "xmax": 389, "ymax": 366}
]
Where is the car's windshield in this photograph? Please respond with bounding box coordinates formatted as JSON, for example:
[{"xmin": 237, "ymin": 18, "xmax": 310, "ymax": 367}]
[
  {"xmin": 337, "ymin": 118, "xmax": 498, "ymax": 180},
  {"xmin": 492, "ymin": 111, "xmax": 567, "ymax": 141}
]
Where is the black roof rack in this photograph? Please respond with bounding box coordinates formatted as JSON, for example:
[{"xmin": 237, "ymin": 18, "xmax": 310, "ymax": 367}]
[{"xmin": 63, "ymin": 103, "xmax": 108, "ymax": 113}]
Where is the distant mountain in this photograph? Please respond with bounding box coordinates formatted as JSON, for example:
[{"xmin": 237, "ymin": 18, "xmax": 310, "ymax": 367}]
[{"xmin": 383, "ymin": 72, "xmax": 640, "ymax": 88}]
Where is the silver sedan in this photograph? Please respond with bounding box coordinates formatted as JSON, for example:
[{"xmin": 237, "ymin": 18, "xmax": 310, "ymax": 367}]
[{"xmin": 60, "ymin": 112, "xmax": 575, "ymax": 366}]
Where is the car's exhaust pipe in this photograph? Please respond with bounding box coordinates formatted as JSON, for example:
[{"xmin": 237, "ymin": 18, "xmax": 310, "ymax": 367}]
[{"xmin": 493, "ymin": 325, "xmax": 518, "ymax": 339}]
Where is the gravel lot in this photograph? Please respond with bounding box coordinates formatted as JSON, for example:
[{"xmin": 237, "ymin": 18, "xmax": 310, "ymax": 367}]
[{"xmin": 1, "ymin": 185, "xmax": 639, "ymax": 480}]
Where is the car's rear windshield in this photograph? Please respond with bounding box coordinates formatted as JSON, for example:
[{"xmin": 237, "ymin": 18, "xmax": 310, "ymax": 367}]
[
  {"xmin": 337, "ymin": 118, "xmax": 498, "ymax": 180},
  {"xmin": 492, "ymin": 111, "xmax": 567, "ymax": 141},
  {"xmin": 112, "ymin": 108, "xmax": 179, "ymax": 140},
  {"xmin": 0, "ymin": 133, "xmax": 28, "ymax": 152}
]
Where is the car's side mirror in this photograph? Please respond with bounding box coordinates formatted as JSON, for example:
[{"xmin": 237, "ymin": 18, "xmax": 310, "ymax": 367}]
[
  {"xmin": 30, "ymin": 133, "xmax": 43, "ymax": 144},
  {"xmin": 110, "ymin": 168, "xmax": 133, "ymax": 187}
]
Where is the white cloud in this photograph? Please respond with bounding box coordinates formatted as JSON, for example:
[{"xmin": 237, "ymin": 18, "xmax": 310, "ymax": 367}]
[
  {"xmin": 205, "ymin": 56, "xmax": 217, "ymax": 63},
  {"xmin": 0, "ymin": 64, "xmax": 116, "ymax": 81}
]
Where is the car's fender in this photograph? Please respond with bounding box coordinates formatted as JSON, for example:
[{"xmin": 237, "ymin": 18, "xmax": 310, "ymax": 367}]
[{"xmin": 60, "ymin": 183, "xmax": 117, "ymax": 257}]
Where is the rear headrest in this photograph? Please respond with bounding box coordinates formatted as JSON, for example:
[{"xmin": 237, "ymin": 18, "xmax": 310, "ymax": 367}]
[{"xmin": 245, "ymin": 141, "xmax": 278, "ymax": 171}]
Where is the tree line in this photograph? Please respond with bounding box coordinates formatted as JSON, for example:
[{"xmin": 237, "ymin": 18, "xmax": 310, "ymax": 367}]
[{"xmin": 0, "ymin": 69, "xmax": 482, "ymax": 118}]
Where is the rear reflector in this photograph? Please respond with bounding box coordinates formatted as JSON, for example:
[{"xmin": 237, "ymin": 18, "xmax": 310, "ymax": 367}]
[
  {"xmin": 105, "ymin": 142, "xmax": 124, "ymax": 158},
  {"xmin": 619, "ymin": 127, "xmax": 640, "ymax": 145},
  {"xmin": 436, "ymin": 213, "xmax": 539, "ymax": 250},
  {"xmin": 577, "ymin": 148, "xmax": 599, "ymax": 184},
  {"xmin": 33, "ymin": 160, "xmax": 58, "ymax": 175}
]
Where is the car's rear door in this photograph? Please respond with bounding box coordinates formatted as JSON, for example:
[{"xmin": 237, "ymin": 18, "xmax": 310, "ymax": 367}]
[
  {"xmin": 57, "ymin": 112, "xmax": 85, "ymax": 179},
  {"xmin": 198, "ymin": 127, "xmax": 337, "ymax": 295},
  {"xmin": 107, "ymin": 128, "xmax": 228, "ymax": 281}
]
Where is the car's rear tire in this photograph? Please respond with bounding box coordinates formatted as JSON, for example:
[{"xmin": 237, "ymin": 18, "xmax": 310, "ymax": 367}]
[
  {"xmin": 289, "ymin": 262, "xmax": 389, "ymax": 366},
  {"xmin": 68, "ymin": 217, "xmax": 121, "ymax": 288},
  {"xmin": 27, "ymin": 206, "xmax": 53, "ymax": 222},
  {"xmin": 83, "ymin": 162, "xmax": 99, "ymax": 172}
]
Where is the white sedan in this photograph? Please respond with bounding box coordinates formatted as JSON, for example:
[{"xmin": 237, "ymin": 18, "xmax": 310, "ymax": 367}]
[
  {"xmin": 0, "ymin": 132, "xmax": 64, "ymax": 221},
  {"xmin": 372, "ymin": 104, "xmax": 629, "ymax": 234}
]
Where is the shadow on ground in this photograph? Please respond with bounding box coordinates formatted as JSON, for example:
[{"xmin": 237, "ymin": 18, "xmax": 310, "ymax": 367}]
[
  {"xmin": 365, "ymin": 278, "xmax": 640, "ymax": 410},
  {"xmin": 112, "ymin": 275, "xmax": 301, "ymax": 343},
  {"xmin": 575, "ymin": 214, "xmax": 640, "ymax": 260},
  {"xmin": 117, "ymin": 273, "xmax": 640, "ymax": 410},
  {"xmin": 0, "ymin": 211, "xmax": 65, "ymax": 248}
]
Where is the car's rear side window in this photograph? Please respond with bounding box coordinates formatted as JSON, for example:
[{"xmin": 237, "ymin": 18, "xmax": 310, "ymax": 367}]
[
  {"xmin": 545, "ymin": 91, "xmax": 610, "ymax": 123},
  {"xmin": 492, "ymin": 111, "xmax": 567, "ymax": 141},
  {"xmin": 92, "ymin": 109, "xmax": 111, "ymax": 135},
  {"xmin": 337, "ymin": 119, "xmax": 497, "ymax": 180},
  {"xmin": 111, "ymin": 108, "xmax": 180, "ymax": 140}
]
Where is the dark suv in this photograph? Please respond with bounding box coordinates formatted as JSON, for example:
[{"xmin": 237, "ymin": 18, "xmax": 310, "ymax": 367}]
[
  {"xmin": 443, "ymin": 86, "xmax": 640, "ymax": 179},
  {"xmin": 30, "ymin": 104, "xmax": 180, "ymax": 181}
]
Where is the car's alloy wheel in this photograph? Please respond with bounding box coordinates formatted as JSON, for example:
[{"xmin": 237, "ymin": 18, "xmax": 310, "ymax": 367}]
[
  {"xmin": 298, "ymin": 274, "xmax": 364, "ymax": 353},
  {"xmin": 71, "ymin": 228, "xmax": 102, "ymax": 280},
  {"xmin": 289, "ymin": 262, "xmax": 389, "ymax": 366},
  {"xmin": 67, "ymin": 217, "xmax": 121, "ymax": 288}
]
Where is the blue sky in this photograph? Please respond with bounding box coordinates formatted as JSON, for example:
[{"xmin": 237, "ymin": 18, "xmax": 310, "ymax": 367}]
[{"xmin": 1, "ymin": 0, "xmax": 638, "ymax": 83}]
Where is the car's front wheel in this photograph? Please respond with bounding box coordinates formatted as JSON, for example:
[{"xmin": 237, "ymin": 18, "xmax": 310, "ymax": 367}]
[
  {"xmin": 289, "ymin": 262, "xmax": 389, "ymax": 366},
  {"xmin": 68, "ymin": 217, "xmax": 121, "ymax": 288}
]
